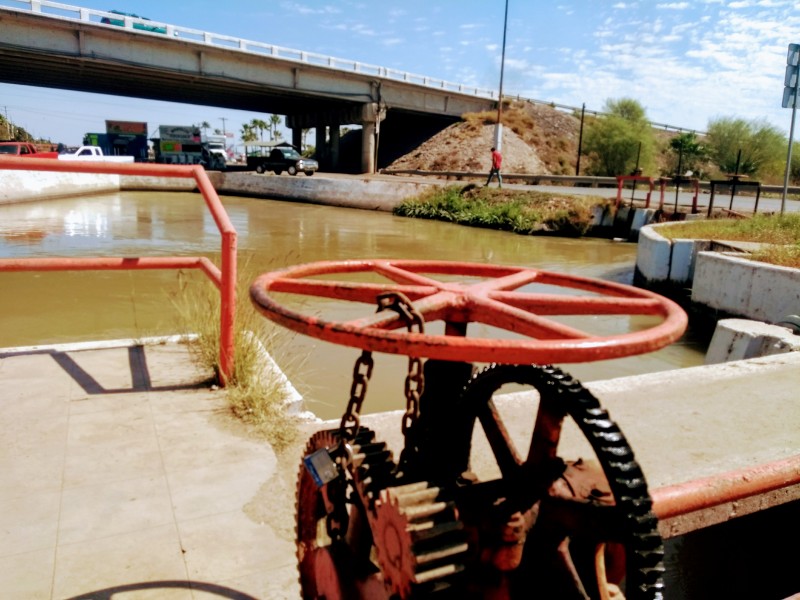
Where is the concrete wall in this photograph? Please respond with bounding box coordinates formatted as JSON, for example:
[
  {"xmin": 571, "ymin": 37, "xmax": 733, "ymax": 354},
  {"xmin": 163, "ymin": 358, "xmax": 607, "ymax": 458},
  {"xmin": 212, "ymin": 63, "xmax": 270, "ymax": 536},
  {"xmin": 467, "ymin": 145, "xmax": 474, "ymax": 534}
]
[
  {"xmin": 0, "ymin": 169, "xmax": 120, "ymax": 204},
  {"xmin": 209, "ymin": 171, "xmax": 440, "ymax": 211},
  {"xmin": 692, "ymin": 252, "xmax": 800, "ymax": 323},
  {"xmin": 636, "ymin": 222, "xmax": 800, "ymax": 324}
]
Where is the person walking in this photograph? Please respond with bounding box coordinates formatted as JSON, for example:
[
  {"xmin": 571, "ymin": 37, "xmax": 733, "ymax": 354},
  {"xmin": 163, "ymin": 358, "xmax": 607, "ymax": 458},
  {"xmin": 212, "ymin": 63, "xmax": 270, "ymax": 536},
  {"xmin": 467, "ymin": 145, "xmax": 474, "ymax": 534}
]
[{"xmin": 486, "ymin": 147, "xmax": 502, "ymax": 188}]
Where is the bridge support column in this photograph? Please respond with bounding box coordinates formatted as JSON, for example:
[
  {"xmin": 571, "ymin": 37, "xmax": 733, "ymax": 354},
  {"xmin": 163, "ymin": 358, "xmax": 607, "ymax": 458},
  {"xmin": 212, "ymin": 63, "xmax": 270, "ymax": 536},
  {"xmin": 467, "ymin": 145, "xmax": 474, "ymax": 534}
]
[
  {"xmin": 292, "ymin": 128, "xmax": 302, "ymax": 152},
  {"xmin": 315, "ymin": 126, "xmax": 328, "ymax": 168},
  {"xmin": 360, "ymin": 103, "xmax": 386, "ymax": 174},
  {"xmin": 330, "ymin": 126, "xmax": 340, "ymax": 171}
]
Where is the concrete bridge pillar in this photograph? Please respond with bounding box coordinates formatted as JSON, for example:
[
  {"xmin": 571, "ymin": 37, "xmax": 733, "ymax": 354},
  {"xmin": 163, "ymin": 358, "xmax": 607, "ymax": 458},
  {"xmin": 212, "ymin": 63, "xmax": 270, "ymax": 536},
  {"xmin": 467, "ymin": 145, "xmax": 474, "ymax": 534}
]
[
  {"xmin": 360, "ymin": 102, "xmax": 386, "ymax": 174},
  {"xmin": 330, "ymin": 126, "xmax": 340, "ymax": 171},
  {"xmin": 292, "ymin": 127, "xmax": 302, "ymax": 152},
  {"xmin": 315, "ymin": 126, "xmax": 328, "ymax": 166}
]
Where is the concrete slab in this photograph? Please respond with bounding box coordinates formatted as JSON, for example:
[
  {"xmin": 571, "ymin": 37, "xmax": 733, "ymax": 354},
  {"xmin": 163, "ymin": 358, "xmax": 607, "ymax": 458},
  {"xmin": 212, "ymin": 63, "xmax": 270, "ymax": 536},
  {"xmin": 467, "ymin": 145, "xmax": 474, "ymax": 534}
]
[
  {"xmin": 2, "ymin": 338, "xmax": 798, "ymax": 599},
  {"xmin": 0, "ymin": 338, "xmax": 301, "ymax": 600}
]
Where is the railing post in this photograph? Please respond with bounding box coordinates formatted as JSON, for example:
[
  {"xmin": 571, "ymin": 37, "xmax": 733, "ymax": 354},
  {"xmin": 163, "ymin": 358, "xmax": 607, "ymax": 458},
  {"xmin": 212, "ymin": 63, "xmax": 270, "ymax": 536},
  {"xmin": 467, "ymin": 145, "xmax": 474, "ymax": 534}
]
[{"xmin": 219, "ymin": 229, "xmax": 237, "ymax": 384}]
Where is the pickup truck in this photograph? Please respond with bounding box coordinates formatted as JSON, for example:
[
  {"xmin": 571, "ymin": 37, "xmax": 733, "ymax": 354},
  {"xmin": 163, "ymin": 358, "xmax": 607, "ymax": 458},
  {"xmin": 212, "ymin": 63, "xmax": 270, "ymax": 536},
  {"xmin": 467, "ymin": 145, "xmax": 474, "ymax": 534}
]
[
  {"xmin": 0, "ymin": 141, "xmax": 59, "ymax": 158},
  {"xmin": 245, "ymin": 145, "xmax": 318, "ymax": 176},
  {"xmin": 58, "ymin": 146, "xmax": 134, "ymax": 163}
]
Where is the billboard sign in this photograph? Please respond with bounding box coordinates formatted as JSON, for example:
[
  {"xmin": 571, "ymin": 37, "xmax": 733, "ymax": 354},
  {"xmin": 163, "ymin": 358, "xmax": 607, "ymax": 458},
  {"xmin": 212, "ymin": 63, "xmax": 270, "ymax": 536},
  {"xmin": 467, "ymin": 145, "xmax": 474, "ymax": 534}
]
[
  {"xmin": 106, "ymin": 120, "xmax": 147, "ymax": 135},
  {"xmin": 158, "ymin": 125, "xmax": 200, "ymax": 142}
]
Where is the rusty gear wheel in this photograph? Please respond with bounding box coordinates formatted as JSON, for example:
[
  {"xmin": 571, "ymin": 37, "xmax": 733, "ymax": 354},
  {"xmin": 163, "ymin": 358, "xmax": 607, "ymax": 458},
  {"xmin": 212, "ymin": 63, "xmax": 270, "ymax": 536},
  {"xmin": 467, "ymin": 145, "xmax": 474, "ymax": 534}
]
[
  {"xmin": 458, "ymin": 364, "xmax": 665, "ymax": 600},
  {"xmin": 297, "ymin": 428, "xmax": 470, "ymax": 599},
  {"xmin": 371, "ymin": 481, "xmax": 469, "ymax": 598},
  {"xmin": 296, "ymin": 427, "xmax": 394, "ymax": 599}
]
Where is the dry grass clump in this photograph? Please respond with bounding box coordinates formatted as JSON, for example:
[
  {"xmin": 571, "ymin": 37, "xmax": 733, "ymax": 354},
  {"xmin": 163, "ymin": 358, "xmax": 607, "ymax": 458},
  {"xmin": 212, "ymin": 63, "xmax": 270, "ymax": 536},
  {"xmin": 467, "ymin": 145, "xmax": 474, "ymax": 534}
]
[
  {"xmin": 656, "ymin": 213, "xmax": 800, "ymax": 268},
  {"xmin": 170, "ymin": 261, "xmax": 302, "ymax": 450}
]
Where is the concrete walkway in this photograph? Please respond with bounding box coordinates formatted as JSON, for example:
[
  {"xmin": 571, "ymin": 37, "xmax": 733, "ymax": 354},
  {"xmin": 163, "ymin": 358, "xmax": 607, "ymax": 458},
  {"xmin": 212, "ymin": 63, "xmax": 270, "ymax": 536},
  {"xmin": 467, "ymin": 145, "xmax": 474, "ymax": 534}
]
[
  {"xmin": 2, "ymin": 338, "xmax": 799, "ymax": 599},
  {"xmin": 0, "ymin": 339, "xmax": 301, "ymax": 600}
]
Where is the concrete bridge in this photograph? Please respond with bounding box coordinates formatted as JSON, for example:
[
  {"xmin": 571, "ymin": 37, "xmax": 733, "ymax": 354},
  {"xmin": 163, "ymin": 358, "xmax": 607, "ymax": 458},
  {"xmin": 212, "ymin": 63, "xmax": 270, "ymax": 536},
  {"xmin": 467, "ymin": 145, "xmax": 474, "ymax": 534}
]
[{"xmin": 0, "ymin": 1, "xmax": 497, "ymax": 172}]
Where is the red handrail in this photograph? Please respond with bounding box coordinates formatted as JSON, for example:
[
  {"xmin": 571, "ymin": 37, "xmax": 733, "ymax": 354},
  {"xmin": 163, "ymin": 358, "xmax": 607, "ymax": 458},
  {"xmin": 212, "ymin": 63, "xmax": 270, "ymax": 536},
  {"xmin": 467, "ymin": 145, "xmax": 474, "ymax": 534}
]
[{"xmin": 0, "ymin": 156, "xmax": 237, "ymax": 384}]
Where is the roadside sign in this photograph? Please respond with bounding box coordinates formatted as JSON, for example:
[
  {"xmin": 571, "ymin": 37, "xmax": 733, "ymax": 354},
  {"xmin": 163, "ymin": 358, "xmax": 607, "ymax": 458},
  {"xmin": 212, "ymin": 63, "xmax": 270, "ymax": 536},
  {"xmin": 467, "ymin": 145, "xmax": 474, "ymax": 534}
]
[
  {"xmin": 783, "ymin": 44, "xmax": 800, "ymax": 109},
  {"xmin": 788, "ymin": 43, "xmax": 799, "ymax": 67},
  {"xmin": 783, "ymin": 86, "xmax": 797, "ymax": 109}
]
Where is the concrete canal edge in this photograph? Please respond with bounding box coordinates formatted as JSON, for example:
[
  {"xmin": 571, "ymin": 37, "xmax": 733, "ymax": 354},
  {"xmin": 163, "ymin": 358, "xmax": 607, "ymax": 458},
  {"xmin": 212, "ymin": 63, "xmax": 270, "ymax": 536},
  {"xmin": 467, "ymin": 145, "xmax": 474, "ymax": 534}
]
[{"xmin": 635, "ymin": 222, "xmax": 800, "ymax": 361}]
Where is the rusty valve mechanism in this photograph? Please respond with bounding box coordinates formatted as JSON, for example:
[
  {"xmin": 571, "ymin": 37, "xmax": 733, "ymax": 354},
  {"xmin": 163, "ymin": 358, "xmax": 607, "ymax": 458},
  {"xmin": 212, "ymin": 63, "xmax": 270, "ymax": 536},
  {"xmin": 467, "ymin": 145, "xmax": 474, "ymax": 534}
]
[{"xmin": 249, "ymin": 259, "xmax": 688, "ymax": 599}]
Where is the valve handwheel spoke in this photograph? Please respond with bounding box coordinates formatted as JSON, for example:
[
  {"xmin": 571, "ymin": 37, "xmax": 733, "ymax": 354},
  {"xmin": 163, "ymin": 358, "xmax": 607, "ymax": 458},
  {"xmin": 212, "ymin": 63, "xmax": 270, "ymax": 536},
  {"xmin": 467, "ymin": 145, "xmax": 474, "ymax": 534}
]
[{"xmin": 250, "ymin": 259, "xmax": 688, "ymax": 364}]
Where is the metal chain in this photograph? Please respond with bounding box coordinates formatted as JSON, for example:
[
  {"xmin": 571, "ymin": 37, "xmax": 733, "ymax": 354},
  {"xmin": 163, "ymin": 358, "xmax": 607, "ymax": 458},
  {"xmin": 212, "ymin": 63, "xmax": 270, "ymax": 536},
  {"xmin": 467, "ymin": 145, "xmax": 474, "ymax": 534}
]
[
  {"xmin": 338, "ymin": 350, "xmax": 374, "ymax": 444},
  {"xmin": 376, "ymin": 292, "xmax": 426, "ymax": 438}
]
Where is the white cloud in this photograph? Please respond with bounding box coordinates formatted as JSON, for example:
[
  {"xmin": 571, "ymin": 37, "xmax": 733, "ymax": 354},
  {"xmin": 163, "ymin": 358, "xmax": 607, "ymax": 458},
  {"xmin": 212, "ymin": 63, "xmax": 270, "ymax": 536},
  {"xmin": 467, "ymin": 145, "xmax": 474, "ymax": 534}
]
[{"xmin": 656, "ymin": 2, "xmax": 690, "ymax": 9}]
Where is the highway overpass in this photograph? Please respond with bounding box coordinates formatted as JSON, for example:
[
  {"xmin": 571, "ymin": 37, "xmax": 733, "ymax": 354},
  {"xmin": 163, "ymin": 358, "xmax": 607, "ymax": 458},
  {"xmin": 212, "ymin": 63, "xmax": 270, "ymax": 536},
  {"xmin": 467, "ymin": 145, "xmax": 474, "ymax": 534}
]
[{"xmin": 0, "ymin": 1, "xmax": 498, "ymax": 172}]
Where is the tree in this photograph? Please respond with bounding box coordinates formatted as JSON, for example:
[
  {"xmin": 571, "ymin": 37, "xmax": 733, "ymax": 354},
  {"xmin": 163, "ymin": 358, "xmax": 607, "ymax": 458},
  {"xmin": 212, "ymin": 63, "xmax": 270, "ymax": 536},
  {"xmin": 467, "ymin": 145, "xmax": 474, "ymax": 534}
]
[
  {"xmin": 705, "ymin": 117, "xmax": 785, "ymax": 179},
  {"xmin": 581, "ymin": 98, "xmax": 657, "ymax": 176},
  {"xmin": 240, "ymin": 123, "xmax": 257, "ymax": 143},
  {"xmin": 249, "ymin": 118, "xmax": 268, "ymax": 141},
  {"xmin": 790, "ymin": 141, "xmax": 800, "ymax": 185},
  {"xmin": 668, "ymin": 132, "xmax": 707, "ymax": 178},
  {"xmin": 269, "ymin": 114, "xmax": 282, "ymax": 141},
  {"xmin": 198, "ymin": 121, "xmax": 211, "ymax": 135}
]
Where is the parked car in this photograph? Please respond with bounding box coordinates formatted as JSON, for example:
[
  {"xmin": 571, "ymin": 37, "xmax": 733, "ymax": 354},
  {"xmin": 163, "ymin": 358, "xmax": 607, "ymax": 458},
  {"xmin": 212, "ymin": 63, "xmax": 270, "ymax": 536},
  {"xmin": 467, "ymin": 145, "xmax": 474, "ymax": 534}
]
[
  {"xmin": 245, "ymin": 144, "xmax": 318, "ymax": 176},
  {"xmin": 0, "ymin": 141, "xmax": 59, "ymax": 158}
]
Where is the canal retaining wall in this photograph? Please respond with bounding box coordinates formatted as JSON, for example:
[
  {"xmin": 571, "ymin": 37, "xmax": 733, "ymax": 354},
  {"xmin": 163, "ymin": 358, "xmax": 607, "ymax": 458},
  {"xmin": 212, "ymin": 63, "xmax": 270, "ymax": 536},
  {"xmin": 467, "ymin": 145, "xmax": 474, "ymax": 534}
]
[
  {"xmin": 0, "ymin": 170, "xmax": 119, "ymax": 203},
  {"xmin": 635, "ymin": 223, "xmax": 800, "ymax": 325}
]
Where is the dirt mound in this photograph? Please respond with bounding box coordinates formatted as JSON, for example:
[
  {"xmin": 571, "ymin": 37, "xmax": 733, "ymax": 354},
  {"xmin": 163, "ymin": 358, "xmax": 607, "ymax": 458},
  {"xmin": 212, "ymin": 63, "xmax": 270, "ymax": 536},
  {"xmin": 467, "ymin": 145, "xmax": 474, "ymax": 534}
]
[{"xmin": 385, "ymin": 101, "xmax": 583, "ymax": 176}]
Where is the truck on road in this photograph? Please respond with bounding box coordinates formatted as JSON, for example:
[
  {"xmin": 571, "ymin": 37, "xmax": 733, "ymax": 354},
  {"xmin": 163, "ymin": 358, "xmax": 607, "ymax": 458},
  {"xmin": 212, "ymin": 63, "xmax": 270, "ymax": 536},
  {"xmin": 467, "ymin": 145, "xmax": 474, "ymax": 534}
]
[
  {"xmin": 0, "ymin": 141, "xmax": 59, "ymax": 158},
  {"xmin": 245, "ymin": 142, "xmax": 318, "ymax": 176},
  {"xmin": 58, "ymin": 146, "xmax": 134, "ymax": 163}
]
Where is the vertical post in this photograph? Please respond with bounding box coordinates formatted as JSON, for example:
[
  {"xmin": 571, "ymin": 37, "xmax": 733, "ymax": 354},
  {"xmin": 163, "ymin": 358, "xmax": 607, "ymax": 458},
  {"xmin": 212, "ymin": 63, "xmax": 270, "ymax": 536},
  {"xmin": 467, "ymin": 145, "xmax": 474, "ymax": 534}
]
[
  {"xmin": 576, "ymin": 103, "xmax": 585, "ymax": 176},
  {"xmin": 781, "ymin": 79, "xmax": 799, "ymax": 214},
  {"xmin": 494, "ymin": 0, "xmax": 509, "ymax": 151}
]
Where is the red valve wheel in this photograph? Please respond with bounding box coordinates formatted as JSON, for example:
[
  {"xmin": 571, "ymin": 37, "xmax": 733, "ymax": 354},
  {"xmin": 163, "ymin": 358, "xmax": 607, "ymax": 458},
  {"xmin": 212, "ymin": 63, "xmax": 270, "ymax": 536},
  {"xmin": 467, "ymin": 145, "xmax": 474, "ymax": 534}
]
[{"xmin": 249, "ymin": 259, "xmax": 687, "ymax": 364}]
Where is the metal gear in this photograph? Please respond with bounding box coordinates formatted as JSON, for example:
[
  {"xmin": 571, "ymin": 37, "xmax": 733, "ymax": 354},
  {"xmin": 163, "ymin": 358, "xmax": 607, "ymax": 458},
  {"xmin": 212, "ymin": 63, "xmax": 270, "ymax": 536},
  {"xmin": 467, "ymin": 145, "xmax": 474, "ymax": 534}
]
[
  {"xmin": 458, "ymin": 363, "xmax": 665, "ymax": 600},
  {"xmin": 370, "ymin": 481, "xmax": 469, "ymax": 598},
  {"xmin": 296, "ymin": 427, "xmax": 393, "ymax": 599}
]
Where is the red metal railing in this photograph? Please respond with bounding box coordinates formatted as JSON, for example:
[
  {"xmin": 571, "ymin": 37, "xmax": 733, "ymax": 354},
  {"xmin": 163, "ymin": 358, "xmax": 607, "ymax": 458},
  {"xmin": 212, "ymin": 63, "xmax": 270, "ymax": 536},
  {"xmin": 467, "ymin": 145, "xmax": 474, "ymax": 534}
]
[
  {"xmin": 0, "ymin": 157, "xmax": 237, "ymax": 384},
  {"xmin": 615, "ymin": 175, "xmax": 654, "ymax": 208}
]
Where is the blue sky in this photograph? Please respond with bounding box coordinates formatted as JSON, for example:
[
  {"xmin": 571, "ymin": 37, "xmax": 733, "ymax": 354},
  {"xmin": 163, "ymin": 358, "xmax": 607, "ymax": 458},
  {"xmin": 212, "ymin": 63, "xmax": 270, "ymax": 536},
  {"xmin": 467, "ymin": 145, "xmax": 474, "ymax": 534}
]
[{"xmin": 1, "ymin": 0, "xmax": 798, "ymax": 148}]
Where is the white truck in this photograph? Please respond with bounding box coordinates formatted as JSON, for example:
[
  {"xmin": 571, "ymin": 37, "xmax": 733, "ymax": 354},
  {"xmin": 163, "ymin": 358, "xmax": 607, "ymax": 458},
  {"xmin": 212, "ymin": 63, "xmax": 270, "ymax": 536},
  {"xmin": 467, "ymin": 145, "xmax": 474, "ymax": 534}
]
[{"xmin": 58, "ymin": 146, "xmax": 134, "ymax": 163}]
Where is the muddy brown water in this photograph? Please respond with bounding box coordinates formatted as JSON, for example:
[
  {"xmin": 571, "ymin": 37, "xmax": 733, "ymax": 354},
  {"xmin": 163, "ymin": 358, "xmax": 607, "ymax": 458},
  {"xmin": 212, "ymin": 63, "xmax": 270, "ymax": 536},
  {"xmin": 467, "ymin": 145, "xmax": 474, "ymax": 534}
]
[{"xmin": 0, "ymin": 191, "xmax": 705, "ymax": 419}]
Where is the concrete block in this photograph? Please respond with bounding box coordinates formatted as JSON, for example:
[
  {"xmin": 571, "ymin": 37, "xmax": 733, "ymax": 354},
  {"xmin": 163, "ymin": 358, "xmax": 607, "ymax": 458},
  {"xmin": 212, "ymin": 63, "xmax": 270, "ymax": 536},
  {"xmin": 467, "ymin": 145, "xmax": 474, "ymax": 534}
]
[
  {"xmin": 631, "ymin": 208, "xmax": 657, "ymax": 233},
  {"xmin": 692, "ymin": 252, "xmax": 755, "ymax": 315},
  {"xmin": 747, "ymin": 261, "xmax": 800, "ymax": 323},
  {"xmin": 636, "ymin": 225, "xmax": 672, "ymax": 282},
  {"xmin": 669, "ymin": 239, "xmax": 712, "ymax": 285},
  {"xmin": 705, "ymin": 318, "xmax": 800, "ymax": 364},
  {"xmin": 693, "ymin": 252, "xmax": 800, "ymax": 322},
  {"xmin": 668, "ymin": 239, "xmax": 694, "ymax": 285}
]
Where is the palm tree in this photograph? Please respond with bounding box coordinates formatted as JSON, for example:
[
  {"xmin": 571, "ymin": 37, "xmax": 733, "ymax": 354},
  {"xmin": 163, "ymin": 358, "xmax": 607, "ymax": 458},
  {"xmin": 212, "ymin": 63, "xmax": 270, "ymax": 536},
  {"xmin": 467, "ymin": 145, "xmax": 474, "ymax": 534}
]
[
  {"xmin": 240, "ymin": 123, "xmax": 257, "ymax": 143},
  {"xmin": 249, "ymin": 118, "xmax": 268, "ymax": 141},
  {"xmin": 199, "ymin": 121, "xmax": 211, "ymax": 136},
  {"xmin": 269, "ymin": 114, "xmax": 282, "ymax": 141}
]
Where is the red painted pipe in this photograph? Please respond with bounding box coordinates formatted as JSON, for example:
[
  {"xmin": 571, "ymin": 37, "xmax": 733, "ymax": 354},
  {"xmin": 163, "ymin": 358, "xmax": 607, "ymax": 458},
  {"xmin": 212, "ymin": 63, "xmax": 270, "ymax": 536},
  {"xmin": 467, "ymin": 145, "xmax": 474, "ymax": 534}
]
[{"xmin": 652, "ymin": 454, "xmax": 800, "ymax": 520}]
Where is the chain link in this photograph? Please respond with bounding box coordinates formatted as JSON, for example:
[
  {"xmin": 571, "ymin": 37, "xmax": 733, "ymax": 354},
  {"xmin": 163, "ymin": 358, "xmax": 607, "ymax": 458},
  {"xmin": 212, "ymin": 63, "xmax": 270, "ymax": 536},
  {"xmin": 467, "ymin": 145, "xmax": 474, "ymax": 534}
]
[
  {"xmin": 338, "ymin": 350, "xmax": 374, "ymax": 444},
  {"xmin": 376, "ymin": 292, "xmax": 426, "ymax": 439}
]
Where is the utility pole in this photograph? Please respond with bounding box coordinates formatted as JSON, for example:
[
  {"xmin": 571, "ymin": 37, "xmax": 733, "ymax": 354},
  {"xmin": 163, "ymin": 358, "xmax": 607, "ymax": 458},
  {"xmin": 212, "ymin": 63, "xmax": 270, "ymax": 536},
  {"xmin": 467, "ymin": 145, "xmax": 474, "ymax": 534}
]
[
  {"xmin": 576, "ymin": 103, "xmax": 585, "ymax": 175},
  {"xmin": 3, "ymin": 106, "xmax": 10, "ymax": 139},
  {"xmin": 493, "ymin": 0, "xmax": 509, "ymax": 152},
  {"xmin": 220, "ymin": 117, "xmax": 228, "ymax": 137}
]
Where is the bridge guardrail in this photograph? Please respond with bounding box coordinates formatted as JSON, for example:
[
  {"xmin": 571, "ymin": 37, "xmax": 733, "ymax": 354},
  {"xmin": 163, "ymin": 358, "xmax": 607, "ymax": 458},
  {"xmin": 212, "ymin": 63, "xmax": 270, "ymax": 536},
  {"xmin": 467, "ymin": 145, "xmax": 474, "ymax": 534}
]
[{"xmin": 1, "ymin": 0, "xmax": 500, "ymax": 100}]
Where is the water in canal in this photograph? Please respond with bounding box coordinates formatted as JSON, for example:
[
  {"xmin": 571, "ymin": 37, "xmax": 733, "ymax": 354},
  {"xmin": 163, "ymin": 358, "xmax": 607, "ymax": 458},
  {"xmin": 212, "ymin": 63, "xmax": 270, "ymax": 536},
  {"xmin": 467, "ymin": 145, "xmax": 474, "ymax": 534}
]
[{"xmin": 0, "ymin": 191, "xmax": 705, "ymax": 419}]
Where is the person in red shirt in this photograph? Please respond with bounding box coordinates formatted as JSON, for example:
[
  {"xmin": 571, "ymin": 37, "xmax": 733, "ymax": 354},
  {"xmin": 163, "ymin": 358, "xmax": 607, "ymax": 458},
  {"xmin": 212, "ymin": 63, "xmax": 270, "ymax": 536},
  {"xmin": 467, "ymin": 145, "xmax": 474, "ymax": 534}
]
[{"xmin": 486, "ymin": 147, "xmax": 502, "ymax": 188}]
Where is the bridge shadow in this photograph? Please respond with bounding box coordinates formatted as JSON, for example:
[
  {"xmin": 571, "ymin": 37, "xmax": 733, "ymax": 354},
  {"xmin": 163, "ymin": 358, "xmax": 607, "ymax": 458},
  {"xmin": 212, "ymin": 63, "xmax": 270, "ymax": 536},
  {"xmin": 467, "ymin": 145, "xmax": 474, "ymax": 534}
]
[{"xmin": 0, "ymin": 345, "xmax": 213, "ymax": 395}]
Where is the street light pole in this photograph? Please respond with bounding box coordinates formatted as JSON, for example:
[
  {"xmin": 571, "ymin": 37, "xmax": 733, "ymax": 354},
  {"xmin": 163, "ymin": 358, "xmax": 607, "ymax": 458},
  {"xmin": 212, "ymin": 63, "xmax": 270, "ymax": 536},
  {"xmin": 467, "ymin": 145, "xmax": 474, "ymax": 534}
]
[{"xmin": 494, "ymin": 0, "xmax": 509, "ymax": 152}]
